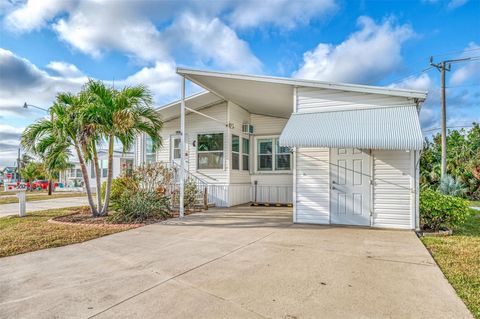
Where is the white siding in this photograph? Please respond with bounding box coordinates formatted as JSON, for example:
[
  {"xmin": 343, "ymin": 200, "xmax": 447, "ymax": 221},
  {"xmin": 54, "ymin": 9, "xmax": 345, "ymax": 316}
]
[
  {"xmin": 228, "ymin": 102, "xmax": 251, "ymax": 184},
  {"xmin": 297, "ymin": 87, "xmax": 417, "ymax": 113},
  {"xmin": 250, "ymin": 114, "xmax": 288, "ymax": 135},
  {"xmin": 295, "ymin": 148, "xmax": 330, "ymax": 224},
  {"xmin": 373, "ymin": 150, "xmax": 413, "ymax": 229},
  {"xmin": 161, "ymin": 102, "xmax": 229, "ymax": 184}
]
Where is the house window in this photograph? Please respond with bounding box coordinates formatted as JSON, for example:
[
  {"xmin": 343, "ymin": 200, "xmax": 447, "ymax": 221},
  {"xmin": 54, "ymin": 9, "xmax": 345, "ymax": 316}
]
[
  {"xmin": 76, "ymin": 169, "xmax": 82, "ymax": 178},
  {"xmin": 197, "ymin": 133, "xmax": 224, "ymax": 169},
  {"xmin": 242, "ymin": 138, "xmax": 249, "ymax": 171},
  {"xmin": 257, "ymin": 138, "xmax": 291, "ymax": 172},
  {"xmin": 275, "ymin": 140, "xmax": 291, "ymax": 171},
  {"xmin": 173, "ymin": 137, "xmax": 181, "ymax": 160},
  {"xmin": 232, "ymin": 135, "xmax": 240, "ymax": 170},
  {"xmin": 101, "ymin": 159, "xmax": 108, "ymax": 177},
  {"xmin": 145, "ymin": 135, "xmax": 155, "ymax": 164},
  {"xmin": 257, "ymin": 139, "xmax": 273, "ymax": 171}
]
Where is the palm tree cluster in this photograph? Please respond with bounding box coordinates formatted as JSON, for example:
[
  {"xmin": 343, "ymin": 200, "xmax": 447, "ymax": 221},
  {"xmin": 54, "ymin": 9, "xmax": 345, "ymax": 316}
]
[
  {"xmin": 420, "ymin": 123, "xmax": 480, "ymax": 200},
  {"xmin": 21, "ymin": 80, "xmax": 163, "ymax": 216}
]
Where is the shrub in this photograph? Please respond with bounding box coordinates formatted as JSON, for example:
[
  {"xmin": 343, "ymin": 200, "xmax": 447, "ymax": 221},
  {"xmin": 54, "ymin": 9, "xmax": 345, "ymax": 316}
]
[
  {"xmin": 171, "ymin": 178, "xmax": 199, "ymax": 210},
  {"xmin": 420, "ymin": 190, "xmax": 471, "ymax": 231},
  {"xmin": 108, "ymin": 190, "xmax": 170, "ymax": 223},
  {"xmin": 101, "ymin": 176, "xmax": 139, "ymax": 203},
  {"xmin": 438, "ymin": 175, "xmax": 466, "ymax": 197}
]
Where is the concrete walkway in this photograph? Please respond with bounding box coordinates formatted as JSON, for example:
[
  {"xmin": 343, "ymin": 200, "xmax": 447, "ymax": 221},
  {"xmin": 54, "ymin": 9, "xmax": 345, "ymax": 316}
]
[
  {"xmin": 0, "ymin": 206, "xmax": 472, "ymax": 318},
  {"xmin": 0, "ymin": 196, "xmax": 88, "ymax": 217}
]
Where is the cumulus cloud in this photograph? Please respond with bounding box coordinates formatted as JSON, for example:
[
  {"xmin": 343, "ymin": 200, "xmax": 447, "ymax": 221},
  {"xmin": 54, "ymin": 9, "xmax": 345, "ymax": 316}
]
[
  {"xmin": 293, "ymin": 16, "xmax": 414, "ymax": 84},
  {"xmin": 46, "ymin": 61, "xmax": 83, "ymax": 78},
  {"xmin": 389, "ymin": 73, "xmax": 433, "ymax": 91},
  {"xmin": 0, "ymin": 124, "xmax": 24, "ymax": 167},
  {"xmin": 450, "ymin": 42, "xmax": 480, "ymax": 86},
  {"xmin": 3, "ymin": 0, "xmax": 74, "ymax": 32},
  {"xmin": 166, "ymin": 13, "xmax": 261, "ymax": 73},
  {"xmin": 228, "ymin": 0, "xmax": 337, "ymax": 30}
]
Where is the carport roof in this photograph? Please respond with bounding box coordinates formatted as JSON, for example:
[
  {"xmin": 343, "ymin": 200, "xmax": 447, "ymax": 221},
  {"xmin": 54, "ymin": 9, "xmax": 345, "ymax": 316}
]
[
  {"xmin": 176, "ymin": 68, "xmax": 427, "ymax": 119},
  {"xmin": 279, "ymin": 106, "xmax": 424, "ymax": 150}
]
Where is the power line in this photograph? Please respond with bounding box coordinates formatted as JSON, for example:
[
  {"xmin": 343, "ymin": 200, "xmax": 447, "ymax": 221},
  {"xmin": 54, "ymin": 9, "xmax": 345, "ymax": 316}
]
[
  {"xmin": 422, "ymin": 125, "xmax": 474, "ymax": 133},
  {"xmin": 431, "ymin": 47, "xmax": 480, "ymax": 58}
]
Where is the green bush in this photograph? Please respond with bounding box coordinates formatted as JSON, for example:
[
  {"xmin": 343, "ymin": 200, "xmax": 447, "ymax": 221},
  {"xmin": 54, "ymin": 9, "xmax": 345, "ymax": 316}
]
[
  {"xmin": 420, "ymin": 190, "xmax": 471, "ymax": 231},
  {"xmin": 108, "ymin": 190, "xmax": 170, "ymax": 223},
  {"xmin": 101, "ymin": 176, "xmax": 139, "ymax": 203}
]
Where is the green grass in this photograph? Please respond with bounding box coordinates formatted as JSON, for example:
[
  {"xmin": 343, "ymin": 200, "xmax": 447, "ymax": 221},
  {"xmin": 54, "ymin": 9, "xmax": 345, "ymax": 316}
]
[
  {"xmin": 422, "ymin": 209, "xmax": 480, "ymax": 318},
  {"xmin": 0, "ymin": 207, "xmax": 135, "ymax": 258},
  {"xmin": 470, "ymin": 200, "xmax": 480, "ymax": 207},
  {"xmin": 0, "ymin": 192, "xmax": 88, "ymax": 204}
]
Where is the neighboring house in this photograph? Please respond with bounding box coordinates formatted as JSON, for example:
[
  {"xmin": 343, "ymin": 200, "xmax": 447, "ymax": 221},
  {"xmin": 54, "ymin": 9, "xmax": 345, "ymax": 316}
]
[
  {"xmin": 60, "ymin": 150, "xmax": 134, "ymax": 191},
  {"xmin": 135, "ymin": 68, "xmax": 427, "ymax": 230}
]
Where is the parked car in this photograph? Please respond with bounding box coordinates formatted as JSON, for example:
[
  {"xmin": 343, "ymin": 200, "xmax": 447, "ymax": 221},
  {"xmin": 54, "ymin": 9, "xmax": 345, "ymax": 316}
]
[{"xmin": 31, "ymin": 180, "xmax": 49, "ymax": 190}]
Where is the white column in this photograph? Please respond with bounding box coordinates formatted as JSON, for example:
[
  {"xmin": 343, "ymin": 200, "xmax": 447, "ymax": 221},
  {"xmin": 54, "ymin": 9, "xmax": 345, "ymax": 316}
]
[{"xmin": 179, "ymin": 76, "xmax": 186, "ymax": 218}]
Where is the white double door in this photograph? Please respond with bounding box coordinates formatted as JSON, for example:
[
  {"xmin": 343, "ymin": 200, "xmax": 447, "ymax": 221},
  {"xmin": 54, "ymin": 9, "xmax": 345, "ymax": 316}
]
[{"xmin": 330, "ymin": 148, "xmax": 371, "ymax": 226}]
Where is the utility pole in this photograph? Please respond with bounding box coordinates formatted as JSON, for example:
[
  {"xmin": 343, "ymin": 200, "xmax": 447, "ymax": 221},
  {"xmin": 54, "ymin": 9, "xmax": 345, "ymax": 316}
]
[{"xmin": 430, "ymin": 56, "xmax": 471, "ymax": 178}]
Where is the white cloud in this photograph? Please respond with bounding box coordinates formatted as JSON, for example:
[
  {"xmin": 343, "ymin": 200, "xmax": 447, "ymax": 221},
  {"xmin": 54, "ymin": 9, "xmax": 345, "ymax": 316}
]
[
  {"xmin": 293, "ymin": 16, "xmax": 414, "ymax": 84},
  {"xmin": 46, "ymin": 61, "xmax": 83, "ymax": 78},
  {"xmin": 3, "ymin": 0, "xmax": 74, "ymax": 32},
  {"xmin": 228, "ymin": 0, "xmax": 337, "ymax": 30},
  {"xmin": 166, "ymin": 13, "xmax": 261, "ymax": 73},
  {"xmin": 447, "ymin": 0, "xmax": 469, "ymax": 9},
  {"xmin": 389, "ymin": 73, "xmax": 433, "ymax": 91},
  {"xmin": 52, "ymin": 1, "xmax": 169, "ymax": 63},
  {"xmin": 450, "ymin": 42, "xmax": 480, "ymax": 86}
]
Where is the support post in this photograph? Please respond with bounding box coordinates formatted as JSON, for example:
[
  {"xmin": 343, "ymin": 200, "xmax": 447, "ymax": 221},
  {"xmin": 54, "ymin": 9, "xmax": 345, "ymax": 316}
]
[
  {"xmin": 179, "ymin": 76, "xmax": 186, "ymax": 218},
  {"xmin": 440, "ymin": 61, "xmax": 447, "ymax": 178}
]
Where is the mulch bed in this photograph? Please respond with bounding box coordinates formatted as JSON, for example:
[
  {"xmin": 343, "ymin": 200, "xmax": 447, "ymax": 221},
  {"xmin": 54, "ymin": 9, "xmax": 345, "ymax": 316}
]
[
  {"xmin": 48, "ymin": 207, "xmax": 144, "ymax": 228},
  {"xmin": 48, "ymin": 207, "xmax": 201, "ymax": 228}
]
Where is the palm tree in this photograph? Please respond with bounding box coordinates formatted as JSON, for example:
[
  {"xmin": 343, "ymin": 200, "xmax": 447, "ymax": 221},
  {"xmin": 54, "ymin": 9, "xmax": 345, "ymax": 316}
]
[
  {"xmin": 83, "ymin": 80, "xmax": 163, "ymax": 215},
  {"xmin": 21, "ymin": 95, "xmax": 99, "ymax": 215}
]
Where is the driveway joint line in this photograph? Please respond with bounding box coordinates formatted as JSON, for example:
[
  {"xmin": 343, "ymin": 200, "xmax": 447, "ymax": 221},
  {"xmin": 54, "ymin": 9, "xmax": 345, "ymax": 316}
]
[{"xmin": 87, "ymin": 230, "xmax": 276, "ymax": 318}]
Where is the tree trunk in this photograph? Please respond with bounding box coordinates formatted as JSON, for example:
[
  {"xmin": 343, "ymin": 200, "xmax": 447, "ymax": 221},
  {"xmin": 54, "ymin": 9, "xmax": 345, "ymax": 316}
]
[
  {"xmin": 74, "ymin": 144, "xmax": 98, "ymax": 216},
  {"xmin": 48, "ymin": 179, "xmax": 53, "ymax": 195},
  {"xmin": 91, "ymin": 143, "xmax": 103, "ymax": 212},
  {"xmin": 100, "ymin": 135, "xmax": 114, "ymax": 216}
]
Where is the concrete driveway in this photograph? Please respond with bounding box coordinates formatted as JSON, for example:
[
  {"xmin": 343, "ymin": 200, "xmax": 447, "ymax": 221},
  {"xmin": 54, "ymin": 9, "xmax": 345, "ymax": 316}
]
[
  {"xmin": 0, "ymin": 196, "xmax": 88, "ymax": 217},
  {"xmin": 0, "ymin": 206, "xmax": 471, "ymax": 319}
]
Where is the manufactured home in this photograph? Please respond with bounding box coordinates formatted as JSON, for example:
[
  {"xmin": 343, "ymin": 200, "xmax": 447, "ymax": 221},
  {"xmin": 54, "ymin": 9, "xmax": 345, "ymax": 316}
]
[{"xmin": 135, "ymin": 69, "xmax": 427, "ymax": 230}]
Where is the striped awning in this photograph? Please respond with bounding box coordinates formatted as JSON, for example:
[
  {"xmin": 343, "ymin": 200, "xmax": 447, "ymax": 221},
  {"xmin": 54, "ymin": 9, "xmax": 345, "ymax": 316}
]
[{"xmin": 279, "ymin": 106, "xmax": 424, "ymax": 150}]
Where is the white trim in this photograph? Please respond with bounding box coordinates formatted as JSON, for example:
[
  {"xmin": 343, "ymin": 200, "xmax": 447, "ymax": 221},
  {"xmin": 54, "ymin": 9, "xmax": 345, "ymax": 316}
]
[{"xmin": 177, "ymin": 67, "xmax": 428, "ymax": 100}]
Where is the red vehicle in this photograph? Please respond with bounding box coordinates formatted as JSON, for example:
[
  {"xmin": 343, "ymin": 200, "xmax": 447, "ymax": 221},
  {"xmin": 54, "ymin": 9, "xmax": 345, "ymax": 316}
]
[{"xmin": 31, "ymin": 180, "xmax": 49, "ymax": 190}]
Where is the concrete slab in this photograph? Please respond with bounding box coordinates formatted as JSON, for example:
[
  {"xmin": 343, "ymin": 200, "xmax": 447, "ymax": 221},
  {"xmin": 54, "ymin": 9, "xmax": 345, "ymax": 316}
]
[
  {"xmin": 0, "ymin": 206, "xmax": 472, "ymax": 318},
  {"xmin": 0, "ymin": 196, "xmax": 88, "ymax": 217}
]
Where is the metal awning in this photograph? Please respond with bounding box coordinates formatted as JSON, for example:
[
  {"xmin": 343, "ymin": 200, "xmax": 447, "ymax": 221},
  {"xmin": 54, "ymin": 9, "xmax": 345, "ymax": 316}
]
[{"xmin": 279, "ymin": 106, "xmax": 424, "ymax": 150}]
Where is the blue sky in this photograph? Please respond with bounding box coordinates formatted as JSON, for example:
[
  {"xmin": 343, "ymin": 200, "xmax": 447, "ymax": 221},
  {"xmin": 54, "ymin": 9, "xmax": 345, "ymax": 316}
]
[{"xmin": 0, "ymin": 0, "xmax": 479, "ymax": 166}]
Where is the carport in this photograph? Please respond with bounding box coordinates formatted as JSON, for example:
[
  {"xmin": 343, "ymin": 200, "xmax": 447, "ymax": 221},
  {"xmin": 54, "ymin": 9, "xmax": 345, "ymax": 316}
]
[{"xmin": 0, "ymin": 206, "xmax": 471, "ymax": 318}]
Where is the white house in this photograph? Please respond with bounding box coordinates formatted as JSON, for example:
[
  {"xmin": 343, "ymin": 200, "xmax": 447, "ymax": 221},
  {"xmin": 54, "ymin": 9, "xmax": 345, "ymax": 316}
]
[
  {"xmin": 61, "ymin": 150, "xmax": 134, "ymax": 190},
  {"xmin": 135, "ymin": 68, "xmax": 427, "ymax": 230}
]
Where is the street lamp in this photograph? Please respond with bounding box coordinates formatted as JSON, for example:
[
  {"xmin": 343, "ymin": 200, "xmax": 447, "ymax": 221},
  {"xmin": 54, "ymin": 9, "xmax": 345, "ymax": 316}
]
[{"xmin": 23, "ymin": 102, "xmax": 49, "ymax": 113}]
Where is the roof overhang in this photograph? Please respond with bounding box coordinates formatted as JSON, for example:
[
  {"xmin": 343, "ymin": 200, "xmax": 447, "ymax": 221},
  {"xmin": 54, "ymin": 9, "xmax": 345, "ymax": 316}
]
[
  {"xmin": 176, "ymin": 68, "xmax": 428, "ymax": 119},
  {"xmin": 279, "ymin": 106, "xmax": 424, "ymax": 150},
  {"xmin": 155, "ymin": 91, "xmax": 224, "ymax": 121}
]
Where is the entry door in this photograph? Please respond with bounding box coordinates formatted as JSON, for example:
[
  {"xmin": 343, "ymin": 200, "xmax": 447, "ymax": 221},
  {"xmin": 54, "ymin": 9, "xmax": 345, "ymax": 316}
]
[
  {"xmin": 330, "ymin": 148, "xmax": 371, "ymax": 226},
  {"xmin": 170, "ymin": 135, "xmax": 188, "ymax": 166}
]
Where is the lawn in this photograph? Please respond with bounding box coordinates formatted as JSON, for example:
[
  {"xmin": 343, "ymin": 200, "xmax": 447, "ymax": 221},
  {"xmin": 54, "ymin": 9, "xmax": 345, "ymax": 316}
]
[
  {"xmin": 422, "ymin": 208, "xmax": 480, "ymax": 318},
  {"xmin": 0, "ymin": 192, "xmax": 87, "ymax": 204},
  {"xmin": 470, "ymin": 200, "xmax": 480, "ymax": 207},
  {"xmin": 0, "ymin": 207, "xmax": 136, "ymax": 258}
]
